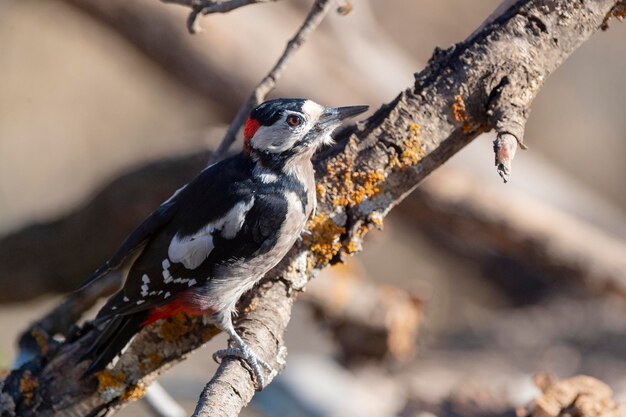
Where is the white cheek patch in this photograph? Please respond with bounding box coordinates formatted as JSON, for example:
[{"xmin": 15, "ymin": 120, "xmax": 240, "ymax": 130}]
[
  {"xmin": 251, "ymin": 124, "xmax": 300, "ymax": 153},
  {"xmin": 167, "ymin": 198, "xmax": 254, "ymax": 269}
]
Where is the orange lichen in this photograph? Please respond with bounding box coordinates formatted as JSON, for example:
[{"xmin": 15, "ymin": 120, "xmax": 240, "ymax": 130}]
[
  {"xmin": 306, "ymin": 214, "xmax": 346, "ymax": 264},
  {"xmin": 323, "ymin": 146, "xmax": 386, "ymax": 208},
  {"xmin": 122, "ymin": 384, "xmax": 147, "ymax": 402},
  {"xmin": 19, "ymin": 371, "xmax": 38, "ymax": 406},
  {"xmin": 242, "ymin": 297, "xmax": 259, "ymax": 314},
  {"xmin": 159, "ymin": 313, "xmax": 197, "ymax": 343},
  {"xmin": 369, "ymin": 213, "xmax": 384, "ymax": 227},
  {"xmin": 343, "ymin": 224, "xmax": 370, "ymax": 254},
  {"xmin": 401, "ymin": 124, "xmax": 425, "ymax": 166},
  {"xmin": 140, "ymin": 353, "xmax": 163, "ymax": 372},
  {"xmin": 602, "ymin": 3, "xmax": 626, "ymax": 29},
  {"xmin": 388, "ymin": 123, "xmax": 425, "ymax": 170},
  {"xmin": 315, "ymin": 183, "xmax": 326, "ymax": 199},
  {"xmin": 96, "ymin": 370, "xmax": 125, "ymax": 393},
  {"xmin": 344, "ymin": 241, "xmax": 358, "ymax": 254},
  {"xmin": 452, "ymin": 95, "xmax": 466, "ymax": 123},
  {"xmin": 31, "ymin": 328, "xmax": 49, "ymax": 356},
  {"xmin": 452, "ymin": 95, "xmax": 482, "ymax": 134},
  {"xmin": 96, "ymin": 370, "xmax": 146, "ymax": 403}
]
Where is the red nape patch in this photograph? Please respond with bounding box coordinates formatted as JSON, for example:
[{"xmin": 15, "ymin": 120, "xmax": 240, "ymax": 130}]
[
  {"xmin": 243, "ymin": 117, "xmax": 261, "ymax": 153},
  {"xmin": 142, "ymin": 298, "xmax": 207, "ymax": 327}
]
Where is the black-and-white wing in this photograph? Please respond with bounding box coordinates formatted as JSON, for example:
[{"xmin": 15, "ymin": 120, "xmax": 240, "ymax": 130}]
[{"xmin": 94, "ymin": 154, "xmax": 288, "ymax": 318}]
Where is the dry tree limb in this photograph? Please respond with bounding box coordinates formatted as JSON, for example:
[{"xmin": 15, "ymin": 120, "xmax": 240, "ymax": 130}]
[
  {"xmin": 517, "ymin": 374, "xmax": 624, "ymax": 417},
  {"xmin": 436, "ymin": 374, "xmax": 624, "ymax": 417},
  {"xmin": 2, "ymin": 1, "xmax": 625, "ymax": 416},
  {"xmin": 61, "ymin": 0, "xmax": 245, "ymax": 118},
  {"xmin": 161, "ymin": 0, "xmax": 280, "ymax": 33},
  {"xmin": 305, "ymin": 262, "xmax": 423, "ymax": 364},
  {"xmin": 401, "ymin": 170, "xmax": 626, "ymax": 298},
  {"xmin": 210, "ymin": 0, "xmax": 336, "ymax": 163}
]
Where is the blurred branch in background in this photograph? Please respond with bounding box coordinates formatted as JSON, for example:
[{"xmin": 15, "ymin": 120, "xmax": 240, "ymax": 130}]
[
  {"xmin": 517, "ymin": 374, "xmax": 623, "ymax": 417},
  {"xmin": 401, "ymin": 170, "xmax": 626, "ymax": 300},
  {"xmin": 61, "ymin": 0, "xmax": 246, "ymax": 118},
  {"xmin": 305, "ymin": 261, "xmax": 423, "ymax": 365}
]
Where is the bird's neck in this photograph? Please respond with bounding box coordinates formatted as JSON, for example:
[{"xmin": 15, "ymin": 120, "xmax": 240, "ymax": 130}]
[{"xmin": 249, "ymin": 149, "xmax": 315, "ymax": 181}]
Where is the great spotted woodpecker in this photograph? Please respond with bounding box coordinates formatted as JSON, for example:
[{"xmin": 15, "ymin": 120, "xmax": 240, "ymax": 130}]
[{"xmin": 78, "ymin": 98, "xmax": 368, "ymax": 388}]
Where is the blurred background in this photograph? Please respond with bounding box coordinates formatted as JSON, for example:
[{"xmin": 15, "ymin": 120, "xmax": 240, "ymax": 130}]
[{"xmin": 1, "ymin": 0, "xmax": 625, "ymax": 416}]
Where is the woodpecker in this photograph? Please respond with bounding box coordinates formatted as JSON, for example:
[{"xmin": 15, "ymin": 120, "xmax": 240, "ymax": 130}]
[{"xmin": 78, "ymin": 98, "xmax": 368, "ymax": 388}]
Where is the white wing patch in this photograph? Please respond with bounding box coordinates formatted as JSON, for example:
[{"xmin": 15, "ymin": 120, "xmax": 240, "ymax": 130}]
[
  {"xmin": 140, "ymin": 274, "xmax": 151, "ymax": 297},
  {"xmin": 167, "ymin": 198, "xmax": 254, "ymax": 269}
]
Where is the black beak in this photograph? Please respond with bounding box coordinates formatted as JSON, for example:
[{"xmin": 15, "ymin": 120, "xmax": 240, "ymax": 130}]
[{"xmin": 319, "ymin": 105, "xmax": 369, "ymax": 128}]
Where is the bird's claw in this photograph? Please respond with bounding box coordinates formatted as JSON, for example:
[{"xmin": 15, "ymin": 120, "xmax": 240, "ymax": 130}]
[{"xmin": 213, "ymin": 347, "xmax": 273, "ymax": 390}]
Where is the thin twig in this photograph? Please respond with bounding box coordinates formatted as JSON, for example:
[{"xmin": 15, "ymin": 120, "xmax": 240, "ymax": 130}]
[
  {"xmin": 161, "ymin": 0, "xmax": 280, "ymax": 33},
  {"xmin": 209, "ymin": 0, "xmax": 336, "ymax": 164}
]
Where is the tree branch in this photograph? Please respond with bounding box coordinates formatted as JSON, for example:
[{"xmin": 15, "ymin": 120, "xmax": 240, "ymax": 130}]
[
  {"xmin": 400, "ymin": 170, "xmax": 626, "ymax": 298},
  {"xmin": 162, "ymin": 0, "xmax": 280, "ymax": 33},
  {"xmin": 2, "ymin": 1, "xmax": 624, "ymax": 416},
  {"xmin": 61, "ymin": 0, "xmax": 245, "ymax": 118},
  {"xmin": 210, "ymin": 0, "xmax": 336, "ymax": 163}
]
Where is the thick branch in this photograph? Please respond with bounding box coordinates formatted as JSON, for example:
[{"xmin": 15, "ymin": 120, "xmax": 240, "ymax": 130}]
[{"xmin": 2, "ymin": 1, "xmax": 623, "ymax": 416}]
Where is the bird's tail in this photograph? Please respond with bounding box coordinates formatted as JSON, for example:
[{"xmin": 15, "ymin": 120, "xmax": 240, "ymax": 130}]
[{"xmin": 80, "ymin": 313, "xmax": 146, "ymax": 377}]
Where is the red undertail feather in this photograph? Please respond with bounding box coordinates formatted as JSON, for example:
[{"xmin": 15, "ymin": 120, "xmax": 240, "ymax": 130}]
[{"xmin": 143, "ymin": 298, "xmax": 207, "ymax": 327}]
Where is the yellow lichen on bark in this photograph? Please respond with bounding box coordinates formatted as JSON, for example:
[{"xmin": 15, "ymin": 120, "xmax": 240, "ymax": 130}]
[
  {"xmin": 401, "ymin": 123, "xmax": 425, "ymax": 166},
  {"xmin": 140, "ymin": 353, "xmax": 163, "ymax": 372},
  {"xmin": 121, "ymin": 384, "xmax": 147, "ymax": 402},
  {"xmin": 315, "ymin": 183, "xmax": 326, "ymax": 199},
  {"xmin": 305, "ymin": 214, "xmax": 346, "ymax": 264},
  {"xmin": 452, "ymin": 95, "xmax": 483, "ymax": 135},
  {"xmin": 159, "ymin": 313, "xmax": 197, "ymax": 343},
  {"xmin": 325, "ymin": 159, "xmax": 385, "ymax": 207},
  {"xmin": 19, "ymin": 371, "xmax": 38, "ymax": 406},
  {"xmin": 344, "ymin": 224, "xmax": 370, "ymax": 254},
  {"xmin": 96, "ymin": 368, "xmax": 146, "ymax": 403},
  {"xmin": 96, "ymin": 370, "xmax": 125, "ymax": 393},
  {"xmin": 31, "ymin": 328, "xmax": 49, "ymax": 356},
  {"xmin": 388, "ymin": 123, "xmax": 425, "ymax": 170}
]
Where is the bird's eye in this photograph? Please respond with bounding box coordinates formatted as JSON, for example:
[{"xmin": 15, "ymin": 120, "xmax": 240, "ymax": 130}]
[{"xmin": 287, "ymin": 115, "xmax": 302, "ymax": 127}]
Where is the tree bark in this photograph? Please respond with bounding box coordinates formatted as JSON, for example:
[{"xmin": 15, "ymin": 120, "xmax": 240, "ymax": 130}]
[{"xmin": 2, "ymin": 1, "xmax": 624, "ymax": 416}]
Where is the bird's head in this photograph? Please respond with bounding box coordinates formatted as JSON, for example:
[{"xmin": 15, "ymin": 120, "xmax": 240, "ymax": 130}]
[{"xmin": 243, "ymin": 99, "xmax": 368, "ymax": 158}]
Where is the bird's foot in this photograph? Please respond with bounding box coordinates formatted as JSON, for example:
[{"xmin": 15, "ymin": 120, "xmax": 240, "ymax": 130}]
[{"xmin": 213, "ymin": 345, "xmax": 273, "ymax": 390}]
